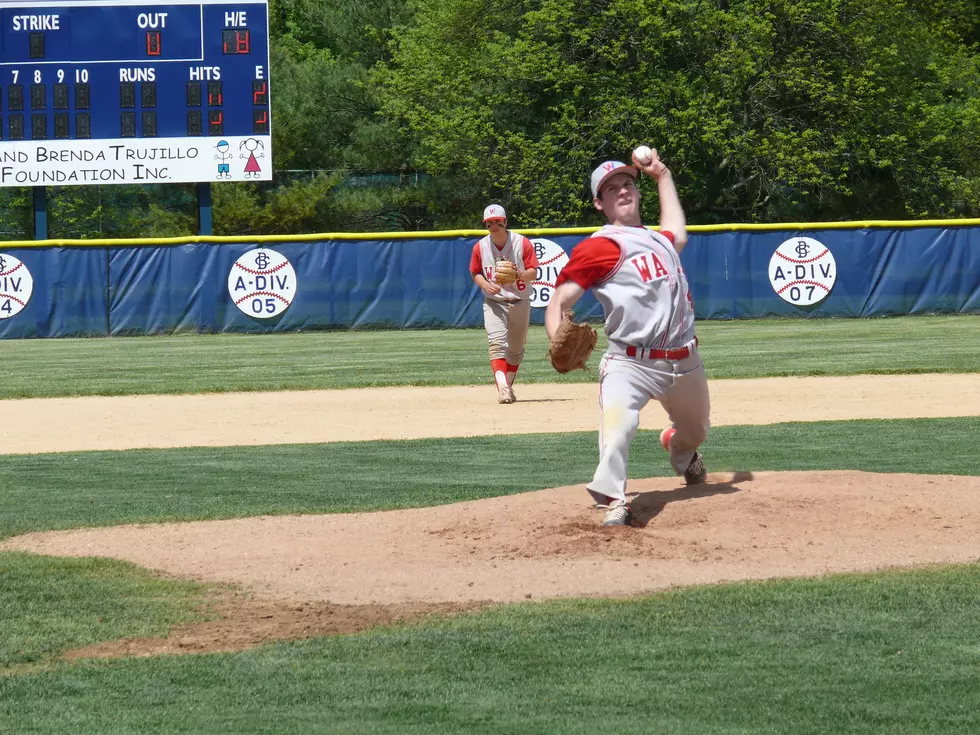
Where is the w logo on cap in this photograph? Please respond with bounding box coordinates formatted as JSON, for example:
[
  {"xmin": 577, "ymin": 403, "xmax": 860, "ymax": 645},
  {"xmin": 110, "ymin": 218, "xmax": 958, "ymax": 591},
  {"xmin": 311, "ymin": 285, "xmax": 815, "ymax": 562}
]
[
  {"xmin": 590, "ymin": 160, "xmax": 637, "ymax": 198},
  {"xmin": 483, "ymin": 204, "xmax": 507, "ymax": 221}
]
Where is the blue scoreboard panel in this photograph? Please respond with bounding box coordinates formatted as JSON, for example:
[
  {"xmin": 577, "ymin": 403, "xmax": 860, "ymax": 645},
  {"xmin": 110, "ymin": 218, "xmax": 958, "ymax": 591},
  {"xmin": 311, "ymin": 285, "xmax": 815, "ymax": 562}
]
[{"xmin": 0, "ymin": 0, "xmax": 271, "ymax": 187}]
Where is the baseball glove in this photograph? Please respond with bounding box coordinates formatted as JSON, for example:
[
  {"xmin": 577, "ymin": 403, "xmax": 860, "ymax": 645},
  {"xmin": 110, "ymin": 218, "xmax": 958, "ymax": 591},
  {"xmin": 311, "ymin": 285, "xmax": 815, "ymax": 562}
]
[
  {"xmin": 494, "ymin": 260, "xmax": 519, "ymax": 285},
  {"xmin": 548, "ymin": 310, "xmax": 598, "ymax": 373}
]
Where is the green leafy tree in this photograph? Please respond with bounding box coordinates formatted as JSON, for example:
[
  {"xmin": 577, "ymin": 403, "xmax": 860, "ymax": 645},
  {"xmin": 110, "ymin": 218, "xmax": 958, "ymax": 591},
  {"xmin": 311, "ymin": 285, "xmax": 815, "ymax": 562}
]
[
  {"xmin": 0, "ymin": 189, "xmax": 33, "ymax": 240},
  {"xmin": 46, "ymin": 185, "xmax": 196, "ymax": 239},
  {"xmin": 269, "ymin": 0, "xmax": 414, "ymax": 173},
  {"xmin": 375, "ymin": 0, "xmax": 980, "ymax": 225},
  {"xmin": 212, "ymin": 173, "xmax": 343, "ymax": 234},
  {"xmin": 241, "ymin": 0, "xmax": 431, "ymax": 232}
]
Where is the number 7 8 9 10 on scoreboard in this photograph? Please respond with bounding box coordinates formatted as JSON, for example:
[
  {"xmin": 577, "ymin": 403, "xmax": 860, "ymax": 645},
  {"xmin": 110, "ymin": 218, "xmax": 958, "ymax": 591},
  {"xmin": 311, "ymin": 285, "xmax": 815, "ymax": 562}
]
[{"xmin": 0, "ymin": 0, "xmax": 272, "ymax": 186}]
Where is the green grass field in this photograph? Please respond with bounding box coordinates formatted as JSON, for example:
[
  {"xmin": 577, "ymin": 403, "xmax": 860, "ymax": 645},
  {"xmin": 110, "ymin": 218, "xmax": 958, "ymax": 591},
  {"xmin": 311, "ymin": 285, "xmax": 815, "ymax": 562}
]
[
  {"xmin": 2, "ymin": 315, "xmax": 980, "ymax": 733},
  {"xmin": 2, "ymin": 417, "xmax": 979, "ymax": 539},
  {"xmin": 0, "ymin": 314, "xmax": 976, "ymax": 397},
  {"xmin": 5, "ymin": 566, "xmax": 980, "ymax": 734}
]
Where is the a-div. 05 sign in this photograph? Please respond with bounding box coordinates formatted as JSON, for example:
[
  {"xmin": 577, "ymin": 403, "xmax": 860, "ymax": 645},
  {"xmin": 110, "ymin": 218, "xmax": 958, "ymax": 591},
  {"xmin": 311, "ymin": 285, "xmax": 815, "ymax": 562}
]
[{"xmin": 0, "ymin": 0, "xmax": 272, "ymax": 186}]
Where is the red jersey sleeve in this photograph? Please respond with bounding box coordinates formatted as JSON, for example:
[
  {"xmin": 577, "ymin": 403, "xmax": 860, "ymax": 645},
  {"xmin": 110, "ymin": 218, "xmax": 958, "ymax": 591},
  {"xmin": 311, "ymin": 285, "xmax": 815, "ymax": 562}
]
[
  {"xmin": 555, "ymin": 237, "xmax": 621, "ymax": 290},
  {"xmin": 469, "ymin": 242, "xmax": 484, "ymax": 276},
  {"xmin": 521, "ymin": 237, "xmax": 540, "ymax": 270}
]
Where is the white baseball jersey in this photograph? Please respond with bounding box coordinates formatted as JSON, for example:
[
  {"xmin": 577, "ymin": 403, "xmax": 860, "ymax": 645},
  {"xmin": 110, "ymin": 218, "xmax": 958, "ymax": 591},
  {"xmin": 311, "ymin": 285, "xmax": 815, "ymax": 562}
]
[
  {"xmin": 479, "ymin": 231, "xmax": 528, "ymax": 304},
  {"xmin": 592, "ymin": 225, "xmax": 696, "ymax": 349}
]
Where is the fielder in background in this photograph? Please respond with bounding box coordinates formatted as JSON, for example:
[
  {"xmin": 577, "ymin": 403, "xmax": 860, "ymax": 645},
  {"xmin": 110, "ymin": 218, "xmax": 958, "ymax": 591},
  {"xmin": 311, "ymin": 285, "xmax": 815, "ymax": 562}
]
[
  {"xmin": 470, "ymin": 204, "xmax": 541, "ymax": 404},
  {"xmin": 545, "ymin": 148, "xmax": 711, "ymax": 527}
]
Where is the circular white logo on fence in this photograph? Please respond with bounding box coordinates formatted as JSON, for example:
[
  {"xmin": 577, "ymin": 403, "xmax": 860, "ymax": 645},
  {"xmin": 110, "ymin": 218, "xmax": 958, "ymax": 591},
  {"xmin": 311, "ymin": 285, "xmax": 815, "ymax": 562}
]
[
  {"xmin": 768, "ymin": 237, "xmax": 837, "ymax": 307},
  {"xmin": 228, "ymin": 248, "xmax": 297, "ymax": 318},
  {"xmin": 0, "ymin": 253, "xmax": 34, "ymax": 319},
  {"xmin": 529, "ymin": 238, "xmax": 570, "ymax": 308}
]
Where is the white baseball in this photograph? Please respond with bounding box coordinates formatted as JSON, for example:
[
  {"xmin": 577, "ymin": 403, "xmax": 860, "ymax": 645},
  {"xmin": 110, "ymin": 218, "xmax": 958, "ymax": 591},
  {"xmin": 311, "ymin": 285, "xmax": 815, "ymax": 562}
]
[{"xmin": 633, "ymin": 145, "xmax": 654, "ymax": 164}]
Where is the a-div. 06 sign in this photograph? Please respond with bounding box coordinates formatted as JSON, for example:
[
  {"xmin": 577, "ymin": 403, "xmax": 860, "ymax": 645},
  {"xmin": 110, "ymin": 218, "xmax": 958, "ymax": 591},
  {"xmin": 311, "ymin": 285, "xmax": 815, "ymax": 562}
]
[{"xmin": 0, "ymin": 0, "xmax": 271, "ymax": 186}]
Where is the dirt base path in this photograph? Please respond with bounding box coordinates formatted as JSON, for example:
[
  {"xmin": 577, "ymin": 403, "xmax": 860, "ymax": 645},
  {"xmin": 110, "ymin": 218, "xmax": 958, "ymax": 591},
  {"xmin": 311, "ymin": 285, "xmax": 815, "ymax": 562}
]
[
  {"xmin": 3, "ymin": 375, "xmax": 979, "ymax": 657},
  {"xmin": 3, "ymin": 374, "xmax": 980, "ymax": 454}
]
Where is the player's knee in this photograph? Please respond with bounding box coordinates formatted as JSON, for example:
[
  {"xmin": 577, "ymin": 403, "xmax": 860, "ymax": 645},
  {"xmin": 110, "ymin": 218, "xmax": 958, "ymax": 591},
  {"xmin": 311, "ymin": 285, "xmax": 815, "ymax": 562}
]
[{"xmin": 689, "ymin": 423, "xmax": 709, "ymax": 445}]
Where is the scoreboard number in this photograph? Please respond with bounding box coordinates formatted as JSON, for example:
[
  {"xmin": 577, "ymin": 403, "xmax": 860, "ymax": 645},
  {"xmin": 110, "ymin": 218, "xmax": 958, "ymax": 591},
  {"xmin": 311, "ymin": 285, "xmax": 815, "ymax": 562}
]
[
  {"xmin": 222, "ymin": 28, "xmax": 250, "ymax": 54},
  {"xmin": 8, "ymin": 84, "xmax": 23, "ymax": 111},
  {"xmin": 53, "ymin": 83, "xmax": 68, "ymax": 109},
  {"xmin": 141, "ymin": 82, "xmax": 157, "ymax": 108},
  {"xmin": 9, "ymin": 114, "xmax": 24, "ymax": 140},
  {"xmin": 207, "ymin": 81, "xmax": 223, "ymax": 106},
  {"xmin": 74, "ymin": 83, "xmax": 90, "ymax": 109},
  {"xmin": 120, "ymin": 111, "xmax": 136, "ymax": 137},
  {"xmin": 30, "ymin": 84, "xmax": 45, "ymax": 110},
  {"xmin": 187, "ymin": 109, "xmax": 203, "ymax": 136},
  {"xmin": 252, "ymin": 79, "xmax": 267, "ymax": 105},
  {"xmin": 29, "ymin": 32, "xmax": 45, "ymax": 59},
  {"xmin": 145, "ymin": 31, "xmax": 162, "ymax": 56},
  {"xmin": 54, "ymin": 112, "xmax": 69, "ymax": 139},
  {"xmin": 31, "ymin": 113, "xmax": 46, "ymax": 140},
  {"xmin": 75, "ymin": 113, "xmax": 91, "ymax": 139},
  {"xmin": 119, "ymin": 82, "xmax": 136, "ymax": 108},
  {"xmin": 208, "ymin": 109, "xmax": 223, "ymax": 135},
  {"xmin": 252, "ymin": 108, "xmax": 268, "ymax": 134},
  {"xmin": 142, "ymin": 111, "xmax": 157, "ymax": 137},
  {"xmin": 186, "ymin": 81, "xmax": 202, "ymax": 106}
]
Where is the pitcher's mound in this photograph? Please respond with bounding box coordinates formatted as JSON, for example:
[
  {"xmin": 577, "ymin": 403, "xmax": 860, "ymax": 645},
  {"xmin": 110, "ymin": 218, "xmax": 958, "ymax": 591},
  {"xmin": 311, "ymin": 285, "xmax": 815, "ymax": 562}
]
[
  {"xmin": 8, "ymin": 469, "xmax": 980, "ymax": 657},
  {"xmin": 7, "ymin": 470, "xmax": 980, "ymax": 608}
]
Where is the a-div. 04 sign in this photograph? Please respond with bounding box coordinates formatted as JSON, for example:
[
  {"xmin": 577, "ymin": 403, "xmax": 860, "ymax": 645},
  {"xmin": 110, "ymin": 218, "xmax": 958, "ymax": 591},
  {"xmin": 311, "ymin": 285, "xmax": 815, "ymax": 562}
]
[{"xmin": 0, "ymin": 0, "xmax": 272, "ymax": 186}]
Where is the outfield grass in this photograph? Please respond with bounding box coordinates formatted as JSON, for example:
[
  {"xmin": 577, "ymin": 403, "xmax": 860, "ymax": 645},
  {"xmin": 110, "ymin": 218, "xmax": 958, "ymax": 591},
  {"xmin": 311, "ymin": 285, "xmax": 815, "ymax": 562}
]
[
  {"xmin": 0, "ymin": 314, "xmax": 976, "ymax": 397},
  {"xmin": 0, "ymin": 553, "xmax": 212, "ymax": 668},
  {"xmin": 1, "ymin": 417, "xmax": 978, "ymax": 538},
  {"xmin": 3, "ymin": 565, "xmax": 980, "ymax": 733}
]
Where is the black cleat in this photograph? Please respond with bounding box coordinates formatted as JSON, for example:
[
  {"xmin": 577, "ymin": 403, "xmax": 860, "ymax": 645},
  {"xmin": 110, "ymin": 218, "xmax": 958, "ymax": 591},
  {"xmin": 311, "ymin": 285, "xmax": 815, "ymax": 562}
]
[{"xmin": 684, "ymin": 453, "xmax": 707, "ymax": 485}]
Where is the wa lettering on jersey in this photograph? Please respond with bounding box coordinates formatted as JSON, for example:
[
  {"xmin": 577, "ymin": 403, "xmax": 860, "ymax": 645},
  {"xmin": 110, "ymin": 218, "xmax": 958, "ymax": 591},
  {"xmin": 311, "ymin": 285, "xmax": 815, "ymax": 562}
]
[
  {"xmin": 630, "ymin": 250, "xmax": 695, "ymax": 312},
  {"xmin": 630, "ymin": 252, "xmax": 669, "ymax": 282}
]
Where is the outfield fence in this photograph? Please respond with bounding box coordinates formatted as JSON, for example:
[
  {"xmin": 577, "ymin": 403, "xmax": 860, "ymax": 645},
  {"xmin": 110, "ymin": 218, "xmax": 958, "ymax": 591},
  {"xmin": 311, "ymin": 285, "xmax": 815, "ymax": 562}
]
[{"xmin": 0, "ymin": 220, "xmax": 978, "ymax": 338}]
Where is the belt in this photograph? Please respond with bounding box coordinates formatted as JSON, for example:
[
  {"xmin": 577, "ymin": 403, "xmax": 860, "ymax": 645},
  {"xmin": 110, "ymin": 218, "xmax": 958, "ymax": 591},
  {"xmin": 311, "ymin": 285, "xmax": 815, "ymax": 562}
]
[{"xmin": 624, "ymin": 336, "xmax": 698, "ymax": 361}]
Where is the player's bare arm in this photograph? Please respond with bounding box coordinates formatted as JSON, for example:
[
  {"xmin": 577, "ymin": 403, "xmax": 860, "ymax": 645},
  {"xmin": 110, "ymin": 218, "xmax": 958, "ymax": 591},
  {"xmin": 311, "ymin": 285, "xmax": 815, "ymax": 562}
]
[
  {"xmin": 517, "ymin": 267, "xmax": 536, "ymax": 284},
  {"xmin": 473, "ymin": 272, "xmax": 502, "ymax": 297},
  {"xmin": 544, "ymin": 282, "xmax": 586, "ymax": 339},
  {"xmin": 632, "ymin": 148, "xmax": 689, "ymax": 253}
]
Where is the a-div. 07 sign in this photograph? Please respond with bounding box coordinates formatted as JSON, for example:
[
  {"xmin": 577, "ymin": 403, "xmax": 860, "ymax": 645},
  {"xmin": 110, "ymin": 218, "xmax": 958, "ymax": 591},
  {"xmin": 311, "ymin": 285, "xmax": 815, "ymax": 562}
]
[{"xmin": 0, "ymin": 0, "xmax": 271, "ymax": 187}]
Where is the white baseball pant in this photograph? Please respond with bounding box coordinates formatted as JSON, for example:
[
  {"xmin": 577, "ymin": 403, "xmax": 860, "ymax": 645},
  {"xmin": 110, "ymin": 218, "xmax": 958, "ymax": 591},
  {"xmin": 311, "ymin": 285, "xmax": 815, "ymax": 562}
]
[
  {"xmin": 586, "ymin": 351, "xmax": 710, "ymax": 504},
  {"xmin": 483, "ymin": 298, "xmax": 531, "ymax": 365}
]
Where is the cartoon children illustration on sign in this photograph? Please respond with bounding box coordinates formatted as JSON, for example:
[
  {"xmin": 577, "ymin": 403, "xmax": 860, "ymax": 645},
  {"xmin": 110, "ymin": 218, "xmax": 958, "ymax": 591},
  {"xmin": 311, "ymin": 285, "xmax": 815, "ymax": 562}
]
[
  {"xmin": 240, "ymin": 138, "xmax": 265, "ymax": 179},
  {"xmin": 214, "ymin": 140, "xmax": 233, "ymax": 179}
]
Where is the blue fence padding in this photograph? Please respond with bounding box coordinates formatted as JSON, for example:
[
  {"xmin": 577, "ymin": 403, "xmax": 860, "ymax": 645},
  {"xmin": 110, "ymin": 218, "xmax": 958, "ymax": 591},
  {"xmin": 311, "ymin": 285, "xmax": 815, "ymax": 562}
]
[
  {"xmin": 1, "ymin": 225, "xmax": 978, "ymax": 338},
  {"xmin": 0, "ymin": 247, "xmax": 108, "ymax": 339},
  {"xmin": 108, "ymin": 236, "xmax": 600, "ymax": 333},
  {"xmin": 678, "ymin": 227, "xmax": 980, "ymax": 318}
]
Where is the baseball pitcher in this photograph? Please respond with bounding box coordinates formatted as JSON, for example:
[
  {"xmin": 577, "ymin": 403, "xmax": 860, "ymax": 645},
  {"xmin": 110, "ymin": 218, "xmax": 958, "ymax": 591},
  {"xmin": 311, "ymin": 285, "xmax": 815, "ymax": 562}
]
[{"xmin": 545, "ymin": 150, "xmax": 711, "ymax": 526}]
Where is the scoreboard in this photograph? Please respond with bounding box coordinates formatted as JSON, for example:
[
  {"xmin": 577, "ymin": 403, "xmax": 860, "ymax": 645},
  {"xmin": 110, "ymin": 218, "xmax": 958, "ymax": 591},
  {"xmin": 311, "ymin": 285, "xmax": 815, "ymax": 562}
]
[{"xmin": 0, "ymin": 0, "xmax": 271, "ymax": 187}]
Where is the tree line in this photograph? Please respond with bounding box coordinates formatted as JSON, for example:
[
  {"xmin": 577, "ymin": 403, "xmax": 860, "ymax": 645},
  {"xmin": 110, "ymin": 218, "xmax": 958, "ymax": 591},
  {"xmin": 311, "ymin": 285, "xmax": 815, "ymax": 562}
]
[{"xmin": 2, "ymin": 0, "xmax": 979, "ymax": 238}]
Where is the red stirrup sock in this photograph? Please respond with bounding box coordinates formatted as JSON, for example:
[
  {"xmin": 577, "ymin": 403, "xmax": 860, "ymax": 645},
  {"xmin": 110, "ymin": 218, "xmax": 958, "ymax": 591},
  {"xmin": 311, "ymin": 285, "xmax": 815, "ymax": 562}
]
[{"xmin": 491, "ymin": 358, "xmax": 508, "ymax": 389}]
